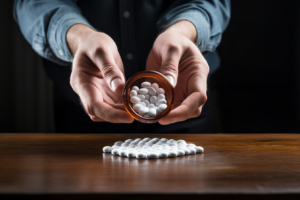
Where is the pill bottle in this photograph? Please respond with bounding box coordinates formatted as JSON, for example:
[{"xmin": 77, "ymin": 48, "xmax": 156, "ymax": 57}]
[{"xmin": 122, "ymin": 70, "xmax": 174, "ymax": 123}]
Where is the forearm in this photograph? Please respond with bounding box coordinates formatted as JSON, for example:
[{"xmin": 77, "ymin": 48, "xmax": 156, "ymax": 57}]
[
  {"xmin": 157, "ymin": 0, "xmax": 231, "ymax": 52},
  {"xmin": 14, "ymin": 0, "xmax": 93, "ymax": 65}
]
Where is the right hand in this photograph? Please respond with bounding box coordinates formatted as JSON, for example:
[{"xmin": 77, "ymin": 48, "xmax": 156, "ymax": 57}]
[{"xmin": 67, "ymin": 24, "xmax": 133, "ymax": 123}]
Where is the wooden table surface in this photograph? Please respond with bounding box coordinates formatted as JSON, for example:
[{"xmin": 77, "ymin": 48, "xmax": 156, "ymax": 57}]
[{"xmin": 0, "ymin": 133, "xmax": 300, "ymax": 198}]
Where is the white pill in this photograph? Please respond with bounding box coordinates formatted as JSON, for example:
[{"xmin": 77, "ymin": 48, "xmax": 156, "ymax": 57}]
[
  {"xmin": 114, "ymin": 141, "xmax": 123, "ymax": 146},
  {"xmin": 136, "ymin": 152, "xmax": 148, "ymax": 159},
  {"xmin": 125, "ymin": 139, "xmax": 133, "ymax": 143},
  {"xmin": 103, "ymin": 146, "xmax": 112, "ymax": 153},
  {"xmin": 143, "ymin": 100, "xmax": 150, "ymax": 107},
  {"xmin": 140, "ymin": 102, "xmax": 146, "ymax": 107},
  {"xmin": 147, "ymin": 87, "xmax": 156, "ymax": 96},
  {"xmin": 150, "ymin": 96, "xmax": 157, "ymax": 104},
  {"xmin": 133, "ymin": 104, "xmax": 143, "ymax": 111},
  {"xmin": 127, "ymin": 151, "xmax": 137, "ymax": 158},
  {"xmin": 157, "ymin": 94, "xmax": 165, "ymax": 101},
  {"xmin": 119, "ymin": 150, "xmax": 128, "ymax": 157},
  {"xmin": 152, "ymin": 83, "xmax": 159, "ymax": 90},
  {"xmin": 144, "ymin": 94, "xmax": 150, "ymax": 100},
  {"xmin": 138, "ymin": 88, "xmax": 148, "ymax": 94},
  {"xmin": 177, "ymin": 149, "xmax": 185, "ymax": 156},
  {"xmin": 111, "ymin": 145, "xmax": 120, "ymax": 149},
  {"xmin": 121, "ymin": 143, "xmax": 128, "ymax": 147},
  {"xmin": 160, "ymin": 138, "xmax": 168, "ymax": 142},
  {"xmin": 141, "ymin": 82, "xmax": 151, "ymax": 88},
  {"xmin": 111, "ymin": 148, "xmax": 119, "ymax": 155},
  {"xmin": 132, "ymin": 86, "xmax": 139, "ymax": 91},
  {"xmin": 157, "ymin": 104, "xmax": 167, "ymax": 112},
  {"xmin": 137, "ymin": 94, "xmax": 145, "ymax": 100},
  {"xmin": 130, "ymin": 90, "xmax": 137, "ymax": 97},
  {"xmin": 155, "ymin": 99, "xmax": 167, "ymax": 106},
  {"xmin": 157, "ymin": 88, "xmax": 165, "ymax": 95},
  {"xmin": 148, "ymin": 108, "xmax": 157, "ymax": 117},
  {"xmin": 188, "ymin": 148, "xmax": 196, "ymax": 155},
  {"xmin": 168, "ymin": 151, "xmax": 177, "ymax": 158},
  {"xmin": 139, "ymin": 107, "xmax": 149, "ymax": 115},
  {"xmin": 195, "ymin": 146, "xmax": 204, "ymax": 153},
  {"xmin": 178, "ymin": 145, "xmax": 187, "ymax": 149},
  {"xmin": 187, "ymin": 143, "xmax": 196, "ymax": 147},
  {"xmin": 177, "ymin": 141, "xmax": 187, "ymax": 146},
  {"xmin": 148, "ymin": 104, "xmax": 156, "ymax": 109},
  {"xmin": 130, "ymin": 96, "xmax": 140, "ymax": 104},
  {"xmin": 158, "ymin": 151, "xmax": 168, "ymax": 158},
  {"xmin": 182, "ymin": 148, "xmax": 191, "ymax": 154},
  {"xmin": 148, "ymin": 151, "xmax": 159, "ymax": 159}
]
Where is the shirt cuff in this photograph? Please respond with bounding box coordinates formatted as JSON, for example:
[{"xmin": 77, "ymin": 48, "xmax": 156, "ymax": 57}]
[
  {"xmin": 48, "ymin": 13, "xmax": 95, "ymax": 63},
  {"xmin": 158, "ymin": 10, "xmax": 210, "ymax": 52}
]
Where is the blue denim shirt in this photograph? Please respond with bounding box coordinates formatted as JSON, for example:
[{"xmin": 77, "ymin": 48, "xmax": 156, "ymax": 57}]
[{"xmin": 13, "ymin": 0, "xmax": 230, "ymax": 78}]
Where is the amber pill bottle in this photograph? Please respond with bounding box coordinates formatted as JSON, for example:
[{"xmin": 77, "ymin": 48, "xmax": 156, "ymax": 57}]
[{"xmin": 122, "ymin": 70, "xmax": 174, "ymax": 123}]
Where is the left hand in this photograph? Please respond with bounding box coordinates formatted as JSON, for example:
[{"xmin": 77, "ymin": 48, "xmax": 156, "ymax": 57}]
[{"xmin": 146, "ymin": 22, "xmax": 209, "ymax": 125}]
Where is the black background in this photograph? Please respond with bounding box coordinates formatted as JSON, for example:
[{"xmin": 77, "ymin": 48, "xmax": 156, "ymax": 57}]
[{"xmin": 210, "ymin": 0, "xmax": 299, "ymax": 133}]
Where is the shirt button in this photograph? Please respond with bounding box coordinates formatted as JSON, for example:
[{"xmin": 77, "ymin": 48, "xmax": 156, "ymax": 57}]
[
  {"xmin": 58, "ymin": 50, "xmax": 64, "ymax": 56},
  {"xmin": 123, "ymin": 11, "xmax": 130, "ymax": 18},
  {"xmin": 126, "ymin": 53, "xmax": 133, "ymax": 60}
]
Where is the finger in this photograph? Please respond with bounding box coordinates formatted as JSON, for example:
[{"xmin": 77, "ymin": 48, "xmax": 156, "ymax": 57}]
[
  {"xmin": 91, "ymin": 100, "xmax": 134, "ymax": 123},
  {"xmin": 159, "ymin": 92, "xmax": 206, "ymax": 125},
  {"xmin": 78, "ymin": 81, "xmax": 134, "ymax": 123},
  {"xmin": 159, "ymin": 45, "xmax": 182, "ymax": 87},
  {"xmin": 92, "ymin": 47, "xmax": 125, "ymax": 93},
  {"xmin": 90, "ymin": 115, "xmax": 105, "ymax": 122}
]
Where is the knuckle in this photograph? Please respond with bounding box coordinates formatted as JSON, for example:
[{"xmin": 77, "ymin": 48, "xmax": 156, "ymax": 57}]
[
  {"xmin": 90, "ymin": 116, "xmax": 102, "ymax": 122},
  {"xmin": 194, "ymin": 108, "xmax": 202, "ymax": 117},
  {"xmin": 199, "ymin": 62, "xmax": 210, "ymax": 75},
  {"xmin": 197, "ymin": 92, "xmax": 207, "ymax": 106},
  {"xmin": 101, "ymin": 64, "xmax": 117, "ymax": 79},
  {"xmin": 87, "ymin": 100, "xmax": 99, "ymax": 116},
  {"xmin": 161, "ymin": 62, "xmax": 178, "ymax": 74},
  {"xmin": 93, "ymin": 46, "xmax": 107, "ymax": 56},
  {"xmin": 167, "ymin": 44, "xmax": 181, "ymax": 54},
  {"xmin": 70, "ymin": 73, "xmax": 80, "ymax": 93},
  {"xmin": 202, "ymin": 94, "xmax": 208, "ymax": 104}
]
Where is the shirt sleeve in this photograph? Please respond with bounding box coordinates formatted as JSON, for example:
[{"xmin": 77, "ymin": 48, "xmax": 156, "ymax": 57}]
[
  {"xmin": 13, "ymin": 0, "xmax": 94, "ymax": 66},
  {"xmin": 157, "ymin": 0, "xmax": 231, "ymax": 53}
]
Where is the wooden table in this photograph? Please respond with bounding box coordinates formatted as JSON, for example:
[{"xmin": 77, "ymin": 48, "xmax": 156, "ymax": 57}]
[{"xmin": 0, "ymin": 134, "xmax": 300, "ymax": 200}]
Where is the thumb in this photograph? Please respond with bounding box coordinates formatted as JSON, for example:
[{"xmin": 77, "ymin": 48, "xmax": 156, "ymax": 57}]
[
  {"xmin": 92, "ymin": 49, "xmax": 125, "ymax": 93},
  {"xmin": 159, "ymin": 46, "xmax": 181, "ymax": 87}
]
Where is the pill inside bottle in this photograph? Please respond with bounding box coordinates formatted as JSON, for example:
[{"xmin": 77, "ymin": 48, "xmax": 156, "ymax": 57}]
[{"xmin": 123, "ymin": 70, "xmax": 174, "ymax": 123}]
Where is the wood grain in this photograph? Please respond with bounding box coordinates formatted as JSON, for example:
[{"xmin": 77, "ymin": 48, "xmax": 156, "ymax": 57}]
[{"xmin": 0, "ymin": 134, "xmax": 300, "ymax": 195}]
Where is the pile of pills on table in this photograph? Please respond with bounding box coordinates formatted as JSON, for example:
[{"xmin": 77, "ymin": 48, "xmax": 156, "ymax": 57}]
[
  {"xmin": 130, "ymin": 82, "xmax": 168, "ymax": 117},
  {"xmin": 103, "ymin": 138, "xmax": 204, "ymax": 159}
]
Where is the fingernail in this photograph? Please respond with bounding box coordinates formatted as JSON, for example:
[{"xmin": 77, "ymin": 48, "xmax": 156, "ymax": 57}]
[
  {"xmin": 166, "ymin": 75, "xmax": 175, "ymax": 86},
  {"xmin": 111, "ymin": 78, "xmax": 122, "ymax": 91}
]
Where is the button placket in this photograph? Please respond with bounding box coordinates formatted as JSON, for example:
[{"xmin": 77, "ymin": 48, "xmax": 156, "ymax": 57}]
[{"xmin": 119, "ymin": 0, "xmax": 138, "ymax": 79}]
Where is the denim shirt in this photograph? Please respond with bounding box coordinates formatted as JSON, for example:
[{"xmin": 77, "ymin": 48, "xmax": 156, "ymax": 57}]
[{"xmin": 13, "ymin": 0, "xmax": 230, "ymax": 78}]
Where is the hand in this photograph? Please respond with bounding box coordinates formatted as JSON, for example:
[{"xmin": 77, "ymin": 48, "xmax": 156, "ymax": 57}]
[
  {"xmin": 146, "ymin": 21, "xmax": 209, "ymax": 125},
  {"xmin": 67, "ymin": 24, "xmax": 133, "ymax": 123}
]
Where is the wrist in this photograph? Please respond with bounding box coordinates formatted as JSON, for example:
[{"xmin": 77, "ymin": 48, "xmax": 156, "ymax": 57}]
[
  {"xmin": 66, "ymin": 24, "xmax": 96, "ymax": 56},
  {"xmin": 164, "ymin": 20, "xmax": 197, "ymax": 43}
]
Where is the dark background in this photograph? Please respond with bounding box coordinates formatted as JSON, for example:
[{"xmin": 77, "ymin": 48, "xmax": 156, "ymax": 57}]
[{"xmin": 0, "ymin": 0, "xmax": 299, "ymax": 133}]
